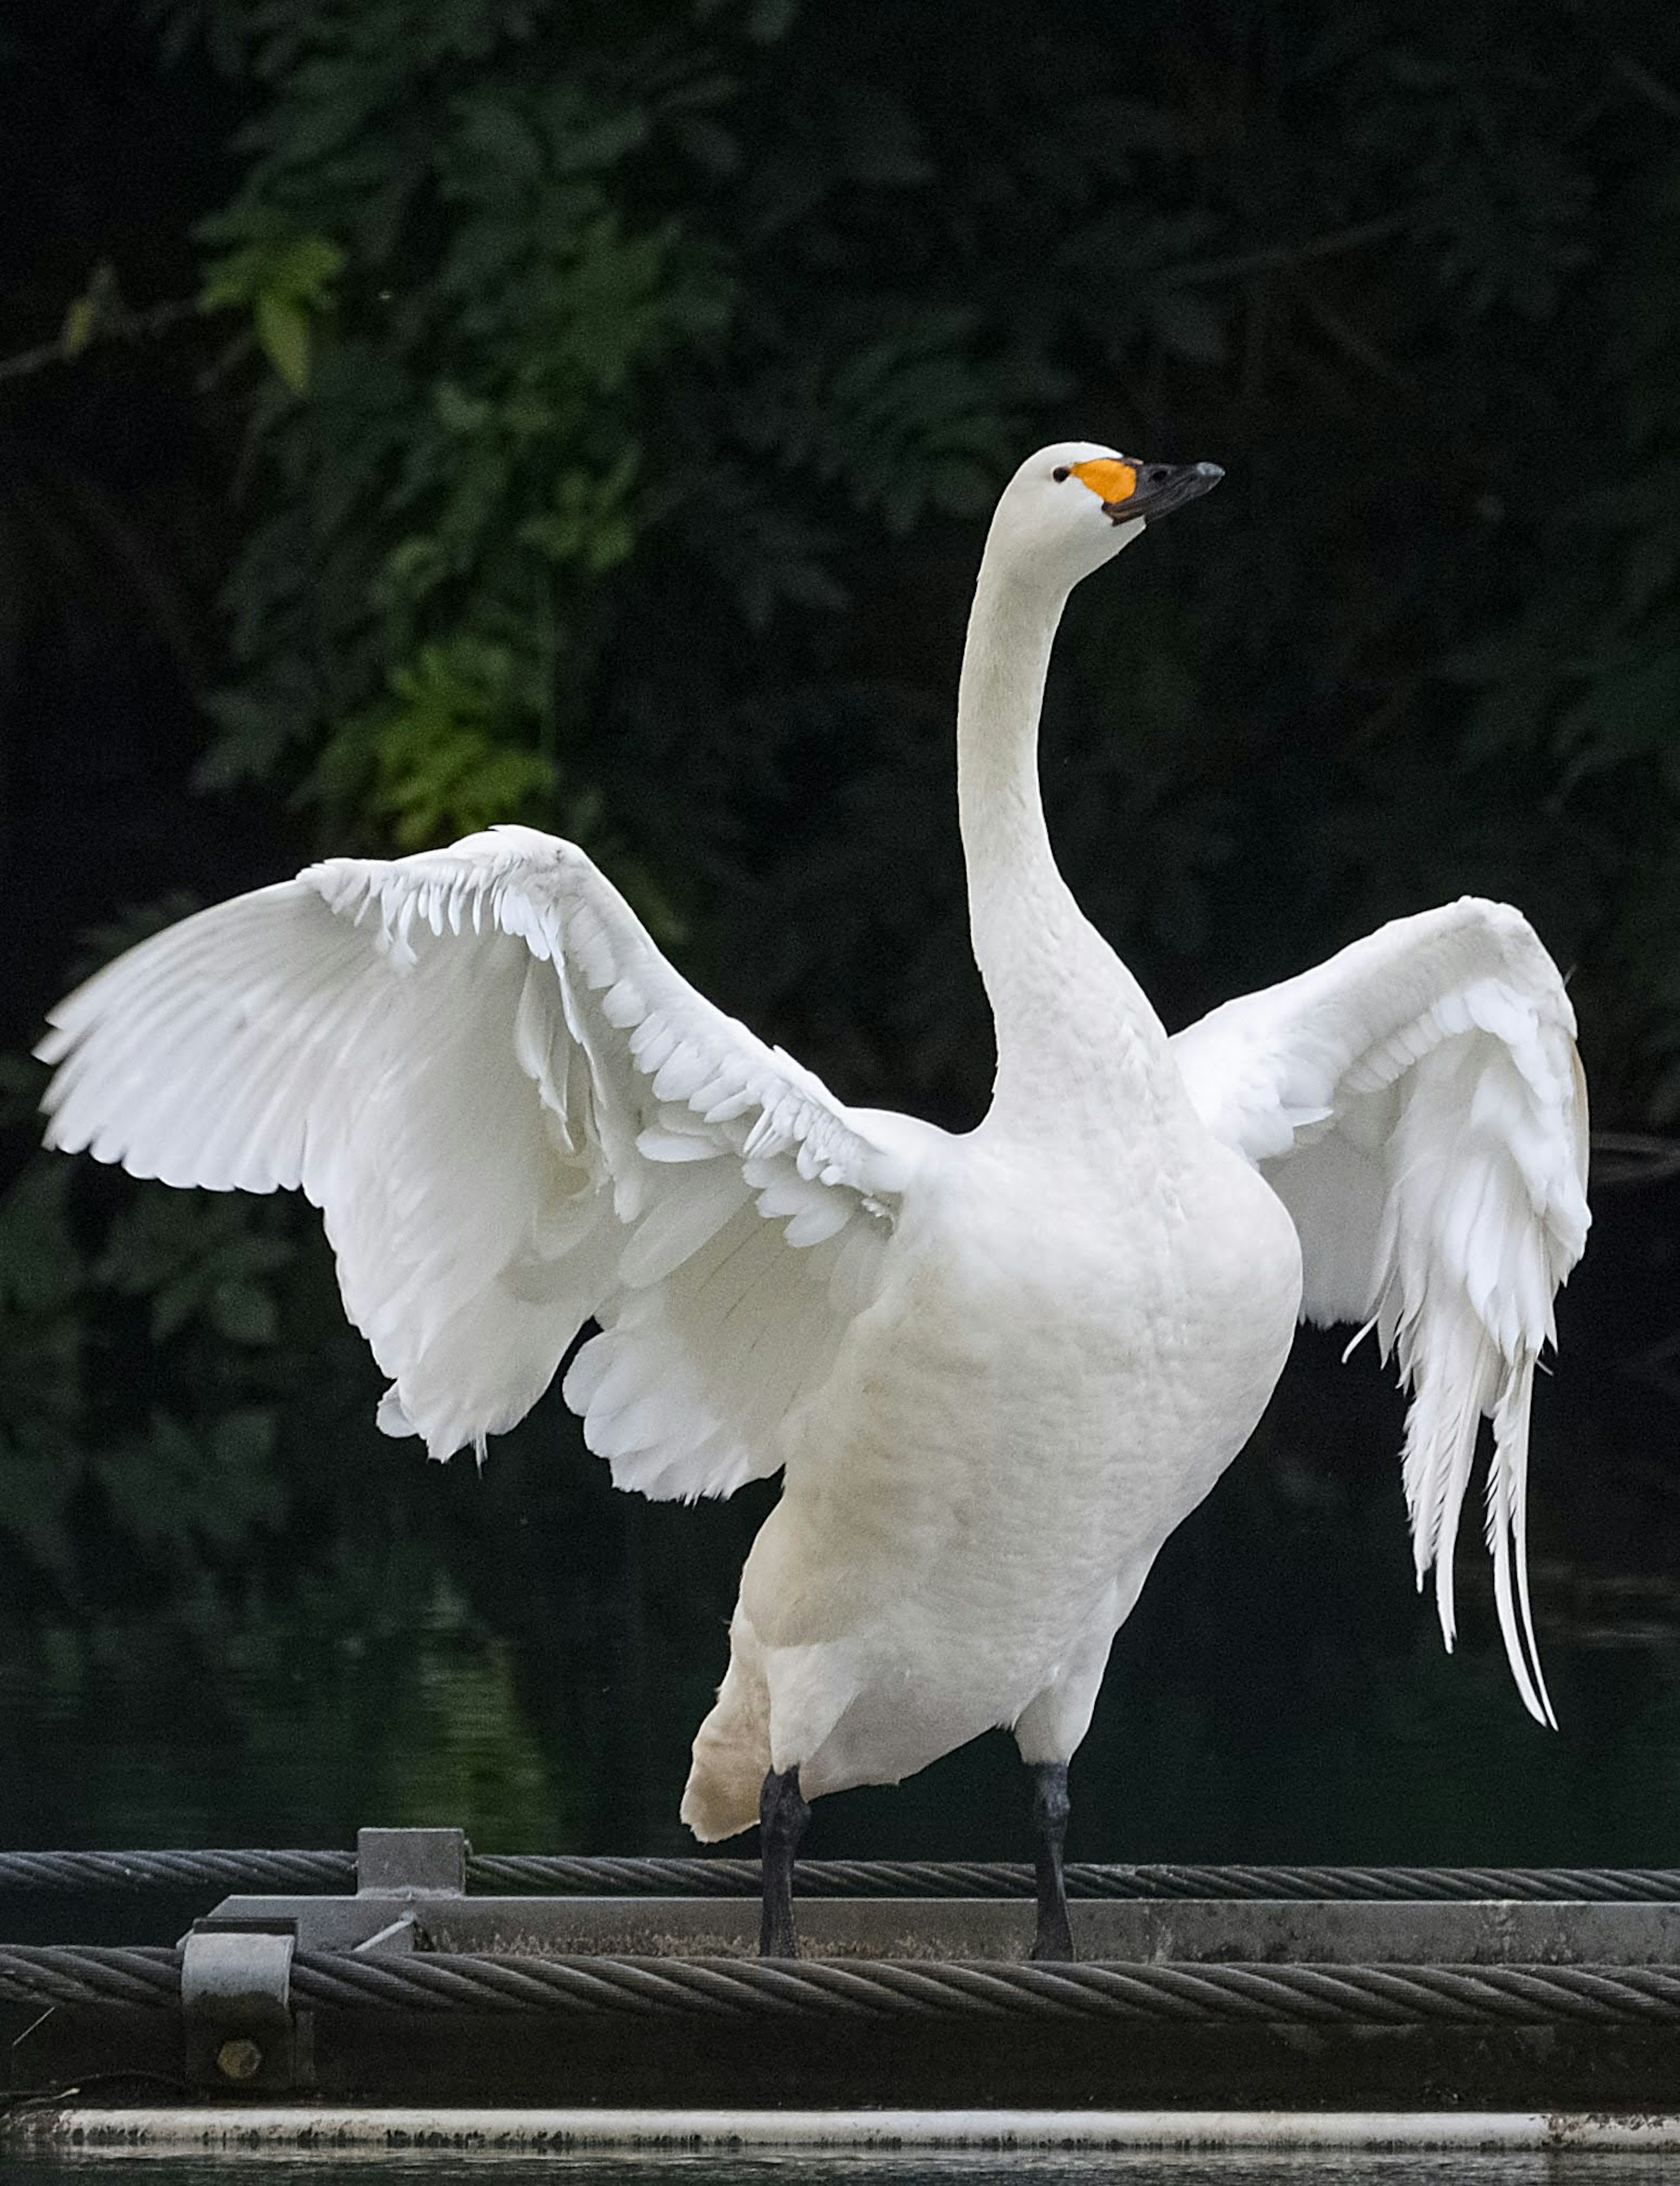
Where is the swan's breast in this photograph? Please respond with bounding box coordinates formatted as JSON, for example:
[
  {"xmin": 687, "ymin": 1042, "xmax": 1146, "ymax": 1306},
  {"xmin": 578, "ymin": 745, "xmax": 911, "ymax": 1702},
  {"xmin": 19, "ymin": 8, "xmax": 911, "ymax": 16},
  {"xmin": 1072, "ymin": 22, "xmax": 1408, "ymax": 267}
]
[
  {"xmin": 747, "ymin": 1128, "xmax": 1300, "ymax": 1678},
  {"xmin": 793, "ymin": 1128, "xmax": 1300, "ymax": 1511}
]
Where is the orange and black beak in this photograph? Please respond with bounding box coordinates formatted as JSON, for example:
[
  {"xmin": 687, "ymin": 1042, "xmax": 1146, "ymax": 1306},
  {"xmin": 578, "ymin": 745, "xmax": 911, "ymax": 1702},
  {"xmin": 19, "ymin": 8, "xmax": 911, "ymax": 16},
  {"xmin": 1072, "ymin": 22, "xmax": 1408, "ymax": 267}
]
[{"xmin": 1069, "ymin": 457, "xmax": 1224, "ymax": 525}]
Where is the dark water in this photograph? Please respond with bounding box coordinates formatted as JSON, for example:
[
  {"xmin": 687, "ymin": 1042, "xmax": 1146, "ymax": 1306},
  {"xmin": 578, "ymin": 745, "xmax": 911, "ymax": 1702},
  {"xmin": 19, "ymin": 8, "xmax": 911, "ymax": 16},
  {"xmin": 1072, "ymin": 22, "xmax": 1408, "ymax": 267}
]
[{"xmin": 7, "ymin": 2151, "xmax": 1680, "ymax": 2182}]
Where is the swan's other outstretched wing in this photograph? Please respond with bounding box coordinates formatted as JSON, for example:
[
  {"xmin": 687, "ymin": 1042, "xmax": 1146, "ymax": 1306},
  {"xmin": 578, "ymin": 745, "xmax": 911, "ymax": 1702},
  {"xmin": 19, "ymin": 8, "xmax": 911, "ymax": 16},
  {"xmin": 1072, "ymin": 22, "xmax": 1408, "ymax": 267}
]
[
  {"xmin": 1170, "ymin": 898, "xmax": 1589, "ymax": 1724},
  {"xmin": 39, "ymin": 826, "xmax": 931, "ymax": 1497}
]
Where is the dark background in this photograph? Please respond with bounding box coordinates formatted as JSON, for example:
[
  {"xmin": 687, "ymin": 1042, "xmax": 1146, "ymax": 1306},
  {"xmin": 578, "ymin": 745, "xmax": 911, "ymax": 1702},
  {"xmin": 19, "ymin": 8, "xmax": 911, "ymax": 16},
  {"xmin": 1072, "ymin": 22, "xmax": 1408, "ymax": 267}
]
[{"xmin": 1, "ymin": 0, "xmax": 1678, "ymax": 1868}]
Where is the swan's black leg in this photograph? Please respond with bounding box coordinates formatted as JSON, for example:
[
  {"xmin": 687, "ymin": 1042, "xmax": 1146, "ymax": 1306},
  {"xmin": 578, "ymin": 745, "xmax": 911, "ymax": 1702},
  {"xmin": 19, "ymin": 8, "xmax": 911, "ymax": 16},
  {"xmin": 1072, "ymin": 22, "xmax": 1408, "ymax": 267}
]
[
  {"xmin": 758, "ymin": 1764, "xmax": 810, "ymax": 1958},
  {"xmin": 1029, "ymin": 1760, "xmax": 1074, "ymax": 1962}
]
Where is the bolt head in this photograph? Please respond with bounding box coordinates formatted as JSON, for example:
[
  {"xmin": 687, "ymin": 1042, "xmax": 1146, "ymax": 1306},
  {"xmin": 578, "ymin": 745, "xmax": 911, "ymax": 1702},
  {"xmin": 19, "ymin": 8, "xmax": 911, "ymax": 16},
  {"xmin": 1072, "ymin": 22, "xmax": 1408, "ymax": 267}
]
[{"xmin": 216, "ymin": 2036, "xmax": 263, "ymax": 2082}]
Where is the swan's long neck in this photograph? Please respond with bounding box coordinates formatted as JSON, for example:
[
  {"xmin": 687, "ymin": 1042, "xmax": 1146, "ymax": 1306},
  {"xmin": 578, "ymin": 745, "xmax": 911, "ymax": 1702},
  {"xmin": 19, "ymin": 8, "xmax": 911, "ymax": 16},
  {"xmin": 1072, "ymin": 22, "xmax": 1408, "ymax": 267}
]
[{"xmin": 956, "ymin": 556, "xmax": 1176, "ymax": 1136}]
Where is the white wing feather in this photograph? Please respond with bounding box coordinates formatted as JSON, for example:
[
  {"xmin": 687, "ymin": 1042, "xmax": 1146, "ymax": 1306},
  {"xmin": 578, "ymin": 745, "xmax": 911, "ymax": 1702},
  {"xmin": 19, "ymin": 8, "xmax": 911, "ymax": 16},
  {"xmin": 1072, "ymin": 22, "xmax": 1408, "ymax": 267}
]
[
  {"xmin": 1170, "ymin": 897, "xmax": 1589, "ymax": 1725},
  {"xmin": 38, "ymin": 825, "xmax": 933, "ymax": 1495}
]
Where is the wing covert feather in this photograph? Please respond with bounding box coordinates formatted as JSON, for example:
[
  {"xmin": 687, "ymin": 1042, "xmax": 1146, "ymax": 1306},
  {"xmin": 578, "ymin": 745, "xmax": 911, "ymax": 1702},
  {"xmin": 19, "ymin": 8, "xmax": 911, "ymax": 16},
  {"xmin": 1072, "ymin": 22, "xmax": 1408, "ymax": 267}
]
[
  {"xmin": 1170, "ymin": 896, "xmax": 1589, "ymax": 1724},
  {"xmin": 39, "ymin": 825, "xmax": 933, "ymax": 1493}
]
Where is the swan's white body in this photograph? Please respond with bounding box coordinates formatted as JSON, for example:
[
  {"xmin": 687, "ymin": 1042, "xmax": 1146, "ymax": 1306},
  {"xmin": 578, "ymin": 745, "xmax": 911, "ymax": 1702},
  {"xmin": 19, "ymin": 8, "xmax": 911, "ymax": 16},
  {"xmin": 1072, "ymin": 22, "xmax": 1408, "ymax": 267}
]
[
  {"xmin": 696, "ymin": 1105, "xmax": 1299, "ymax": 1833},
  {"xmin": 38, "ymin": 444, "xmax": 1590, "ymax": 1840}
]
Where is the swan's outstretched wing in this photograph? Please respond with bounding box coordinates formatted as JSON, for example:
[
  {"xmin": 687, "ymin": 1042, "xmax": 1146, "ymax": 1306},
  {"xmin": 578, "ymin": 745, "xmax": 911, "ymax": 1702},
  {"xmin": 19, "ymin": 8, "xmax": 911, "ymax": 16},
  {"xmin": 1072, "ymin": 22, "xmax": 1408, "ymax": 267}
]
[
  {"xmin": 39, "ymin": 825, "xmax": 932, "ymax": 1496},
  {"xmin": 1169, "ymin": 897, "xmax": 1589, "ymax": 1724}
]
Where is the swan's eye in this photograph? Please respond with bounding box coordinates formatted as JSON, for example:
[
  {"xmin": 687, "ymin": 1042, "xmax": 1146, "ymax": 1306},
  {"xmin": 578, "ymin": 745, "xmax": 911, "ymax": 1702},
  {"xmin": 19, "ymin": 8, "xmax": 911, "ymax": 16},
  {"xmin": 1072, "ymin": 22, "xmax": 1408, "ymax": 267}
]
[{"xmin": 1052, "ymin": 466, "xmax": 1070, "ymax": 483}]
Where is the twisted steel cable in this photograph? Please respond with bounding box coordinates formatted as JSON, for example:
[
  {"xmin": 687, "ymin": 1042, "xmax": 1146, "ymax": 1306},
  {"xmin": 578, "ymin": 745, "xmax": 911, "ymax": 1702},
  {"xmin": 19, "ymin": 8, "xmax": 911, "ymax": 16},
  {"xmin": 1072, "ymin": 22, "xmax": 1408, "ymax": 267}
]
[
  {"xmin": 8, "ymin": 1850, "xmax": 1680, "ymax": 1901},
  {"xmin": 467, "ymin": 1858, "xmax": 1680, "ymax": 1902},
  {"xmin": 5, "ymin": 1945, "xmax": 1680, "ymax": 2026},
  {"xmin": 0, "ymin": 1850, "xmax": 353, "ymax": 1894},
  {"xmin": 0, "ymin": 1946, "xmax": 179, "ymax": 2008}
]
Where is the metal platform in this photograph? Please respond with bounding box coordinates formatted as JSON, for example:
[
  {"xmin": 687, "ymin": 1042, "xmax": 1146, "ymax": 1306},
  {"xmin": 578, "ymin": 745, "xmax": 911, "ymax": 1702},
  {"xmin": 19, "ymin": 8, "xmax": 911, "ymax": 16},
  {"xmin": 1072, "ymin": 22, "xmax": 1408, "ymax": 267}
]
[
  {"xmin": 203, "ymin": 1890, "xmax": 1680, "ymax": 1963},
  {"xmin": 7, "ymin": 1829, "xmax": 1680, "ymax": 2126}
]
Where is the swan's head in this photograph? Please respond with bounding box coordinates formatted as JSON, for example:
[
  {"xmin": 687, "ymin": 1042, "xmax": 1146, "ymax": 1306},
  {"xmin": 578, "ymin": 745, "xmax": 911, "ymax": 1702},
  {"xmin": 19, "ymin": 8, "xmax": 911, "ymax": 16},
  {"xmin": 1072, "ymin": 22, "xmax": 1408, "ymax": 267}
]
[{"xmin": 984, "ymin": 441, "xmax": 1223, "ymax": 592}]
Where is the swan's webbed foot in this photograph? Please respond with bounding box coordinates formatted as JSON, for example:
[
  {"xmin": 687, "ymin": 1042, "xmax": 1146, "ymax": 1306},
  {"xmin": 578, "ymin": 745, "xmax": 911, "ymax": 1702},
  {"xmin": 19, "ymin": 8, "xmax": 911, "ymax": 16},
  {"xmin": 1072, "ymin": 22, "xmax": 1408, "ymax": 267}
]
[
  {"xmin": 1029, "ymin": 1759, "xmax": 1074, "ymax": 1962},
  {"xmin": 758, "ymin": 1763, "xmax": 810, "ymax": 1958}
]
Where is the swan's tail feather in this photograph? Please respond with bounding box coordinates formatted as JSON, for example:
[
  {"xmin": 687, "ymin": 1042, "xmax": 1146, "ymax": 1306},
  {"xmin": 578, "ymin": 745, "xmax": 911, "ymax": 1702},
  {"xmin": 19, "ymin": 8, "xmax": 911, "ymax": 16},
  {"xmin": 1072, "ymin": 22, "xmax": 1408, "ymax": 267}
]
[{"xmin": 680, "ymin": 1635, "xmax": 771, "ymax": 1843}]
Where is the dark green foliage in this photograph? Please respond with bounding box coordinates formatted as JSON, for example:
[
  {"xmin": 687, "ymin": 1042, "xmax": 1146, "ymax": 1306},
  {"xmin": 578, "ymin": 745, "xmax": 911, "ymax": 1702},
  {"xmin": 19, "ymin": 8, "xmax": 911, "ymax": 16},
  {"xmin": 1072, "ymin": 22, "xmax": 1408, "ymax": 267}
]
[
  {"xmin": 135, "ymin": 0, "xmax": 1680, "ymax": 1112},
  {"xmin": 3, "ymin": 0, "xmax": 1679, "ymax": 1635}
]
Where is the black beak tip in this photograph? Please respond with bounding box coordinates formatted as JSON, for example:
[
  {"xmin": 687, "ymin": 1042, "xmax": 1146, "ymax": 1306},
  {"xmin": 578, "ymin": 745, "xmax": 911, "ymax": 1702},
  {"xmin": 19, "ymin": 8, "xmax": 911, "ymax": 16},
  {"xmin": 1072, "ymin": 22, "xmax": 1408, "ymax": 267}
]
[{"xmin": 1106, "ymin": 458, "xmax": 1225, "ymax": 523}]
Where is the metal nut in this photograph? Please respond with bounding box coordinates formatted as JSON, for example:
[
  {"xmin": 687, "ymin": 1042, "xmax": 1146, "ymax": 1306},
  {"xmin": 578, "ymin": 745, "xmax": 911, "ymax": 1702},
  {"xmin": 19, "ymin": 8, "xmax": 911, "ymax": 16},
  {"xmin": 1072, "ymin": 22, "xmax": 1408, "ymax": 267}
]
[{"xmin": 216, "ymin": 2036, "xmax": 264, "ymax": 2082}]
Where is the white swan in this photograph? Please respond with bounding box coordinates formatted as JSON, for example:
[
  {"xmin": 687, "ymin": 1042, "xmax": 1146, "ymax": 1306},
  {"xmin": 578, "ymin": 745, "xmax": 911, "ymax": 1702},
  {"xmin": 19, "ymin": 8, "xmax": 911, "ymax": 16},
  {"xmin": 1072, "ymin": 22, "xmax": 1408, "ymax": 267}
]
[{"xmin": 37, "ymin": 443, "xmax": 1590, "ymax": 1959}]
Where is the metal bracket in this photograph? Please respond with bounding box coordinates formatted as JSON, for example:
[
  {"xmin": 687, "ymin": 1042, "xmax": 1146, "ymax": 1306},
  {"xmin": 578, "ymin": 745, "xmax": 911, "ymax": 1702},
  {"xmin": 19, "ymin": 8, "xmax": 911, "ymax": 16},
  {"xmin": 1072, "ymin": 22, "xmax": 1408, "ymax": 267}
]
[
  {"xmin": 198, "ymin": 1828, "xmax": 468, "ymax": 1952},
  {"xmin": 357, "ymin": 1826, "xmax": 467, "ymax": 1897},
  {"xmin": 180, "ymin": 1917, "xmax": 308, "ymax": 2092},
  {"xmin": 162, "ymin": 1832, "xmax": 461, "ymax": 2096}
]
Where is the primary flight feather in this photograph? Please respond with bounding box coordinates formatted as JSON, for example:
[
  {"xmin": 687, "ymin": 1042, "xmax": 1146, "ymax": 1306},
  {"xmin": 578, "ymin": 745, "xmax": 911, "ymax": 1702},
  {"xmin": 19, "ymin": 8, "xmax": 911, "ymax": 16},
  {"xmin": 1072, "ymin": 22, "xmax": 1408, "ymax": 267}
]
[{"xmin": 38, "ymin": 444, "xmax": 1589, "ymax": 1958}]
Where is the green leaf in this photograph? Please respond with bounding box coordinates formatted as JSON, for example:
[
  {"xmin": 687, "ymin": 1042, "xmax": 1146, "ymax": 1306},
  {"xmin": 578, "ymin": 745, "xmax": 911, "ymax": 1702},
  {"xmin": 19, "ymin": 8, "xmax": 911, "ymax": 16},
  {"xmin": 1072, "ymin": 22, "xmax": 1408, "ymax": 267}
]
[
  {"xmin": 433, "ymin": 381, "xmax": 494, "ymax": 434},
  {"xmin": 202, "ymin": 229, "xmax": 343, "ymax": 321},
  {"xmin": 60, "ymin": 296, "xmax": 100, "ymax": 357},
  {"xmin": 58, "ymin": 260, "xmax": 125, "ymax": 358},
  {"xmin": 255, "ymin": 293, "xmax": 312, "ymax": 391},
  {"xmin": 455, "ymin": 96, "xmax": 546, "ymax": 185},
  {"xmin": 546, "ymin": 108, "xmax": 647, "ymax": 177}
]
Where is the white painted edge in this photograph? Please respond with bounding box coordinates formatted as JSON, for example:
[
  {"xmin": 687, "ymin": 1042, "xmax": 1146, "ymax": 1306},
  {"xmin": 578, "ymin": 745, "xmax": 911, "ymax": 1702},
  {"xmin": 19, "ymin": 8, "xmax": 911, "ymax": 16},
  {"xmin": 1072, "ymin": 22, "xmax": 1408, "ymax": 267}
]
[{"xmin": 10, "ymin": 2107, "xmax": 1680, "ymax": 2153}]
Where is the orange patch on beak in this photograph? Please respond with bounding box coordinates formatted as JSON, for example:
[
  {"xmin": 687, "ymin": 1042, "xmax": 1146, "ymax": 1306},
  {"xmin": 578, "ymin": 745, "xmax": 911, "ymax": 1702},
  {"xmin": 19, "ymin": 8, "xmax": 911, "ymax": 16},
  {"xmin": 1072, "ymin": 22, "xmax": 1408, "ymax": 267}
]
[{"xmin": 1069, "ymin": 458, "xmax": 1137, "ymax": 506}]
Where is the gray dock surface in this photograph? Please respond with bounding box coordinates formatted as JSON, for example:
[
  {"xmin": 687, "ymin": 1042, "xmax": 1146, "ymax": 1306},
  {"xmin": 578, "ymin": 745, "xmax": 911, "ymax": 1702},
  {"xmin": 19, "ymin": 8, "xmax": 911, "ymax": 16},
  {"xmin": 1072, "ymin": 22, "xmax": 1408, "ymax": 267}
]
[{"xmin": 209, "ymin": 1888, "xmax": 1680, "ymax": 1962}]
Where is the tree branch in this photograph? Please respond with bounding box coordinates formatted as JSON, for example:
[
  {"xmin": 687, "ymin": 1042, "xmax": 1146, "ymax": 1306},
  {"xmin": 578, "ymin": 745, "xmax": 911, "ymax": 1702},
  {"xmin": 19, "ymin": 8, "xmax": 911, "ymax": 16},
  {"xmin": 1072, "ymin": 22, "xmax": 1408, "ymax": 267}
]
[{"xmin": 0, "ymin": 297, "xmax": 200, "ymax": 386}]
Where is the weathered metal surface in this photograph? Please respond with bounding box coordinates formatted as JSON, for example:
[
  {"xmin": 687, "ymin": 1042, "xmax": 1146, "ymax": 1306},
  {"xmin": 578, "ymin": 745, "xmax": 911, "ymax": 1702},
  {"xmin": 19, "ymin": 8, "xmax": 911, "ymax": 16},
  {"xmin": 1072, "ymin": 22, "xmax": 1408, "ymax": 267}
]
[
  {"xmin": 10, "ymin": 2105, "xmax": 1680, "ymax": 2151},
  {"xmin": 200, "ymin": 1891, "xmax": 1680, "ymax": 1963},
  {"xmin": 354, "ymin": 1828, "xmax": 465, "ymax": 1898},
  {"xmin": 179, "ymin": 1921, "xmax": 302, "ymax": 2093},
  {"xmin": 152, "ymin": 2007, "xmax": 1680, "ymax": 2112}
]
